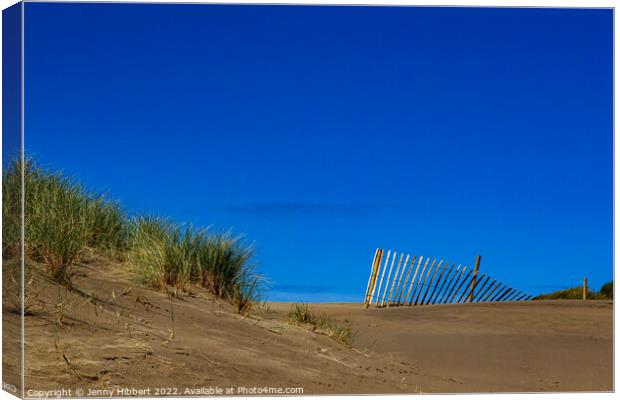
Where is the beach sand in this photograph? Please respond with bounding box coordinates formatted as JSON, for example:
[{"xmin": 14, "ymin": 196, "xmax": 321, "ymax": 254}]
[
  {"xmin": 2, "ymin": 259, "xmax": 613, "ymax": 395},
  {"xmin": 271, "ymin": 299, "xmax": 613, "ymax": 392}
]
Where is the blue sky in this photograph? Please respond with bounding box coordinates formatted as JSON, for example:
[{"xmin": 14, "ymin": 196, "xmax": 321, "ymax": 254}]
[
  {"xmin": 20, "ymin": 4, "xmax": 612, "ymax": 301},
  {"xmin": 3, "ymin": 2, "xmax": 21, "ymax": 163}
]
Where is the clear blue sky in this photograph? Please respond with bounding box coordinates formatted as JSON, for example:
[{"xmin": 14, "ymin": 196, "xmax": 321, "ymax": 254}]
[{"xmin": 21, "ymin": 4, "xmax": 612, "ymax": 301}]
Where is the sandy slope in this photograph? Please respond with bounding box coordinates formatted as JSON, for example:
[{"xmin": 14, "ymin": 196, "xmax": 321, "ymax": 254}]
[
  {"xmin": 271, "ymin": 300, "xmax": 613, "ymax": 392},
  {"xmin": 2, "ymin": 257, "xmax": 613, "ymax": 395}
]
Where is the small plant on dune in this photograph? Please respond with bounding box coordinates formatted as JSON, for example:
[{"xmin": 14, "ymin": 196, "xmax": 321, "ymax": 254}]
[
  {"xmin": 315, "ymin": 315, "xmax": 358, "ymax": 346},
  {"xmin": 288, "ymin": 303, "xmax": 358, "ymax": 346},
  {"xmin": 288, "ymin": 303, "xmax": 317, "ymax": 325},
  {"xmin": 232, "ymin": 275, "xmax": 261, "ymax": 314},
  {"xmin": 254, "ymin": 300, "xmax": 274, "ymax": 319}
]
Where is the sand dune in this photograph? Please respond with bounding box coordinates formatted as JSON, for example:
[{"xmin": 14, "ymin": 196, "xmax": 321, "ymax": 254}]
[
  {"xmin": 3, "ymin": 258, "xmax": 612, "ymax": 395},
  {"xmin": 271, "ymin": 300, "xmax": 613, "ymax": 392}
]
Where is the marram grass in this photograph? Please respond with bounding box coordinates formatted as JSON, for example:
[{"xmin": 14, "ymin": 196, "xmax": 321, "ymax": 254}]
[
  {"xmin": 2, "ymin": 159, "xmax": 261, "ymax": 312},
  {"xmin": 3, "ymin": 159, "xmax": 128, "ymax": 283},
  {"xmin": 127, "ymin": 216, "xmax": 260, "ymax": 312},
  {"xmin": 288, "ymin": 303, "xmax": 358, "ymax": 346}
]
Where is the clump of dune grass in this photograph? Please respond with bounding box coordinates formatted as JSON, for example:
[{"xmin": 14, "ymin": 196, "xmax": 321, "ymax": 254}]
[
  {"xmin": 3, "ymin": 159, "xmax": 261, "ymax": 312},
  {"xmin": 3, "ymin": 159, "xmax": 129, "ymax": 284},
  {"xmin": 127, "ymin": 217, "xmax": 261, "ymax": 313},
  {"xmin": 315, "ymin": 314, "xmax": 358, "ymax": 346},
  {"xmin": 288, "ymin": 303, "xmax": 358, "ymax": 346},
  {"xmin": 127, "ymin": 217, "xmax": 196, "ymax": 290},
  {"xmin": 599, "ymin": 281, "xmax": 613, "ymax": 300},
  {"xmin": 288, "ymin": 302, "xmax": 316, "ymax": 324}
]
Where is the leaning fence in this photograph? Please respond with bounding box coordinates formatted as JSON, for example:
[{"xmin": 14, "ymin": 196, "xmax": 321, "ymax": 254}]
[{"xmin": 364, "ymin": 249, "xmax": 532, "ymax": 308}]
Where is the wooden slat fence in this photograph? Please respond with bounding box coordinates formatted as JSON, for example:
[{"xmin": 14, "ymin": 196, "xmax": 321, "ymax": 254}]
[{"xmin": 364, "ymin": 248, "xmax": 532, "ymax": 308}]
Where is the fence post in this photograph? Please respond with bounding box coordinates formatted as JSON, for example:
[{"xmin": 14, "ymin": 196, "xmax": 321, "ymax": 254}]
[
  {"xmin": 374, "ymin": 250, "xmax": 391, "ymax": 306},
  {"xmin": 583, "ymin": 277, "xmax": 588, "ymax": 300},
  {"xmin": 468, "ymin": 255, "xmax": 481, "ymax": 302},
  {"xmin": 364, "ymin": 249, "xmax": 380, "ymax": 302},
  {"xmin": 364, "ymin": 249, "xmax": 384, "ymax": 309}
]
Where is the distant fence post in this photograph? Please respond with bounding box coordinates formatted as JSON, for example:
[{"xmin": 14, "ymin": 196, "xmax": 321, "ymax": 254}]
[
  {"xmin": 583, "ymin": 277, "xmax": 588, "ymax": 300},
  {"xmin": 467, "ymin": 255, "xmax": 481, "ymax": 302},
  {"xmin": 364, "ymin": 249, "xmax": 384, "ymax": 308}
]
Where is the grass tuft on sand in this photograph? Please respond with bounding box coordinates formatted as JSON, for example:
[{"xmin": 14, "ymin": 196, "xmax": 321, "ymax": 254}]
[
  {"xmin": 288, "ymin": 303, "xmax": 358, "ymax": 346},
  {"xmin": 3, "ymin": 159, "xmax": 261, "ymax": 312}
]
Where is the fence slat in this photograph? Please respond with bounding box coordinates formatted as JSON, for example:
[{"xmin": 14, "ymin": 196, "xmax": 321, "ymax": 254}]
[
  {"xmin": 419, "ymin": 259, "xmax": 441, "ymax": 305},
  {"xmin": 380, "ymin": 252, "xmax": 398, "ymax": 307},
  {"xmin": 421, "ymin": 260, "xmax": 444, "ymax": 305},
  {"xmin": 364, "ymin": 248, "xmax": 380, "ymax": 302},
  {"xmin": 495, "ymin": 287, "xmax": 512, "ymax": 301},
  {"xmin": 471, "ymin": 275, "xmax": 491, "ymax": 302},
  {"xmin": 503, "ymin": 288, "xmax": 518, "ymax": 302},
  {"xmin": 504, "ymin": 289, "xmax": 518, "ymax": 302},
  {"xmin": 445, "ymin": 265, "xmax": 467, "ymax": 303},
  {"xmin": 411, "ymin": 257, "xmax": 431, "ymax": 305},
  {"xmin": 374, "ymin": 250, "xmax": 391, "ymax": 306},
  {"xmin": 507, "ymin": 289, "xmax": 522, "ymax": 302},
  {"xmin": 475, "ymin": 278, "xmax": 497, "ymax": 302},
  {"xmin": 428, "ymin": 263, "xmax": 452, "ymax": 304},
  {"xmin": 451, "ymin": 269, "xmax": 473, "ymax": 303},
  {"xmin": 414, "ymin": 258, "xmax": 436, "ymax": 305},
  {"xmin": 489, "ymin": 284, "xmax": 507, "ymax": 302},
  {"xmin": 449, "ymin": 268, "xmax": 472, "ymax": 303},
  {"xmin": 514, "ymin": 292, "xmax": 529, "ymax": 302},
  {"xmin": 458, "ymin": 273, "xmax": 486, "ymax": 303},
  {"xmin": 481, "ymin": 280, "xmax": 502, "ymax": 302},
  {"xmin": 501, "ymin": 288, "xmax": 516, "ymax": 301},
  {"xmin": 483, "ymin": 281, "xmax": 504, "ymax": 302},
  {"xmin": 387, "ymin": 253, "xmax": 405, "ymax": 306},
  {"xmin": 364, "ymin": 249, "xmax": 383, "ymax": 308},
  {"xmin": 432, "ymin": 263, "xmax": 456, "ymax": 304},
  {"xmin": 436, "ymin": 264, "xmax": 461, "ymax": 304},
  {"xmin": 397, "ymin": 255, "xmax": 417, "ymax": 305},
  {"xmin": 392, "ymin": 254, "xmax": 410, "ymax": 305},
  {"xmin": 406, "ymin": 256, "xmax": 425, "ymax": 306}
]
